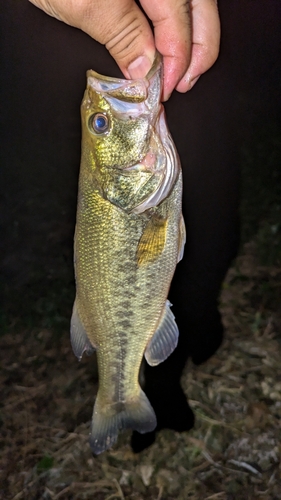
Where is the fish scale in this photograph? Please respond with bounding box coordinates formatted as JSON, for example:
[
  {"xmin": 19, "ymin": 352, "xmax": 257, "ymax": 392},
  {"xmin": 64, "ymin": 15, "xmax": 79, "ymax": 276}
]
[{"xmin": 71, "ymin": 53, "xmax": 185, "ymax": 454}]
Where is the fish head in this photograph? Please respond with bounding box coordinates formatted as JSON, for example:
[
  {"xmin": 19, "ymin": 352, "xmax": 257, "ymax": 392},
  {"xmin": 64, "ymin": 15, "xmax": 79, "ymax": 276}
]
[
  {"xmin": 80, "ymin": 53, "xmax": 179, "ymax": 213},
  {"xmin": 81, "ymin": 54, "xmax": 162, "ymax": 171}
]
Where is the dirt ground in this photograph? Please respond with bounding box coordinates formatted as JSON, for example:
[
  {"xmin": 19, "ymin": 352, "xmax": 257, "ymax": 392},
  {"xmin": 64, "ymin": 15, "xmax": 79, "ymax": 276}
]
[{"xmin": 1, "ymin": 239, "xmax": 281, "ymax": 500}]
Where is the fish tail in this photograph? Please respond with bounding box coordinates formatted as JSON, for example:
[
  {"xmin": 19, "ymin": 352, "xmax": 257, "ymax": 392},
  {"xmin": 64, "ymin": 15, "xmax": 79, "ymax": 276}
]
[{"xmin": 89, "ymin": 389, "xmax": 156, "ymax": 455}]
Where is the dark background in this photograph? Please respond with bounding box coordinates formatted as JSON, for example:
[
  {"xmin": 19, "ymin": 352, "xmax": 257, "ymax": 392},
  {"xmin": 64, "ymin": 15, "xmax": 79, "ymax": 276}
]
[{"xmin": 0, "ymin": 0, "xmax": 280, "ymax": 331}]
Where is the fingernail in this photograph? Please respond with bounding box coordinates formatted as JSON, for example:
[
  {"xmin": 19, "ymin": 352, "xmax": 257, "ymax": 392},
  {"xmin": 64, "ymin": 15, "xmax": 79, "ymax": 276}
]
[
  {"xmin": 128, "ymin": 55, "xmax": 153, "ymax": 79},
  {"xmin": 189, "ymin": 75, "xmax": 201, "ymax": 90}
]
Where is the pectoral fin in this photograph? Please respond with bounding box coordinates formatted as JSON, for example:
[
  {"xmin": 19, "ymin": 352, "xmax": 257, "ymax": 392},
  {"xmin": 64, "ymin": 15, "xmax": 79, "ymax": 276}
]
[
  {"xmin": 178, "ymin": 215, "xmax": 186, "ymax": 262},
  {"xmin": 70, "ymin": 299, "xmax": 95, "ymax": 361},
  {"xmin": 144, "ymin": 300, "xmax": 179, "ymax": 366},
  {"xmin": 137, "ymin": 215, "xmax": 168, "ymax": 267}
]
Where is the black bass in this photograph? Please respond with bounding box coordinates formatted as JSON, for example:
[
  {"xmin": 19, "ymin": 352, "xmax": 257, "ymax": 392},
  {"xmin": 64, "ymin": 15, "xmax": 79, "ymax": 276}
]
[{"xmin": 71, "ymin": 53, "xmax": 185, "ymax": 454}]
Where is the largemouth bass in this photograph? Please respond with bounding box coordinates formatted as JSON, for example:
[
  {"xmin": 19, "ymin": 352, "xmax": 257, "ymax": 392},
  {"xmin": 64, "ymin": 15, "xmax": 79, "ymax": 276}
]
[{"xmin": 71, "ymin": 53, "xmax": 185, "ymax": 455}]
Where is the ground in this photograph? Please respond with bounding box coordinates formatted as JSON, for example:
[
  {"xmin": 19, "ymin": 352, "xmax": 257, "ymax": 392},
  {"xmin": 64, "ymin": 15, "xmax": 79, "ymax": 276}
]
[{"xmin": 1, "ymin": 124, "xmax": 281, "ymax": 499}]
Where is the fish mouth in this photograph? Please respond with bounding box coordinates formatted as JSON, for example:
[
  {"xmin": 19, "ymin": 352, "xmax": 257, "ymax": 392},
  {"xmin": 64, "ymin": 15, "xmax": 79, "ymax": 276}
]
[
  {"xmin": 86, "ymin": 52, "xmax": 162, "ymax": 119},
  {"xmin": 87, "ymin": 51, "xmax": 162, "ymax": 102}
]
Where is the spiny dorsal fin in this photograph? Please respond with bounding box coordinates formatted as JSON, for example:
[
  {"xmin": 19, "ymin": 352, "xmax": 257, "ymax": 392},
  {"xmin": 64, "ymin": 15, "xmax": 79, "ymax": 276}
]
[
  {"xmin": 137, "ymin": 214, "xmax": 168, "ymax": 267},
  {"xmin": 145, "ymin": 300, "xmax": 179, "ymax": 366}
]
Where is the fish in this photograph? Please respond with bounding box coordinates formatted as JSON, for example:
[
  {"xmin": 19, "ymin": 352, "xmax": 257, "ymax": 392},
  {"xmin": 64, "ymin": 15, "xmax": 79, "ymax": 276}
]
[{"xmin": 71, "ymin": 52, "xmax": 185, "ymax": 455}]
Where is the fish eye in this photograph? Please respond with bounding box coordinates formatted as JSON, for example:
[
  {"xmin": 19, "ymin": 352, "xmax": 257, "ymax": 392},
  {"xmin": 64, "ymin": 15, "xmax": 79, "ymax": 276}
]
[{"xmin": 89, "ymin": 113, "xmax": 109, "ymax": 134}]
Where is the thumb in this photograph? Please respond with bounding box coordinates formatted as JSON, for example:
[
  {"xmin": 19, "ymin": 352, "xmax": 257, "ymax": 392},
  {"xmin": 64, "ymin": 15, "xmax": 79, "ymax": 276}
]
[
  {"xmin": 83, "ymin": 0, "xmax": 156, "ymax": 79},
  {"xmin": 29, "ymin": 0, "xmax": 156, "ymax": 78}
]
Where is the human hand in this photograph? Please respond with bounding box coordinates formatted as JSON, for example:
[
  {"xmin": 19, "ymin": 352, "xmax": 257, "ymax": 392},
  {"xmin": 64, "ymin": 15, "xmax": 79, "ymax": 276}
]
[{"xmin": 29, "ymin": 0, "xmax": 220, "ymax": 101}]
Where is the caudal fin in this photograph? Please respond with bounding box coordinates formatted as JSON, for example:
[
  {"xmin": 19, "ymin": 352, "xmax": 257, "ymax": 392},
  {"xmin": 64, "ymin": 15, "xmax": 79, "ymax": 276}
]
[{"xmin": 89, "ymin": 389, "xmax": 157, "ymax": 455}]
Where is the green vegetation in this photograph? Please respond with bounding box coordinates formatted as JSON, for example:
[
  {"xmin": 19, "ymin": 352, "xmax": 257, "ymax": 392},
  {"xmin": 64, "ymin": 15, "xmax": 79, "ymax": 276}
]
[{"xmin": 36, "ymin": 455, "xmax": 54, "ymax": 474}]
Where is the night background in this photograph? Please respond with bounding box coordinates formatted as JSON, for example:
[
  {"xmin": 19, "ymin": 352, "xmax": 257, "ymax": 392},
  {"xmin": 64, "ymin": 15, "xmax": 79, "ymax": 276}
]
[{"xmin": 1, "ymin": 1, "xmax": 281, "ymax": 498}]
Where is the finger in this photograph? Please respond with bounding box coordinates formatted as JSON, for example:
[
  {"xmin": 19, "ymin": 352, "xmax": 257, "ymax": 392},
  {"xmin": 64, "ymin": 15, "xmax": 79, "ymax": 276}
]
[
  {"xmin": 140, "ymin": 0, "xmax": 192, "ymax": 100},
  {"xmin": 176, "ymin": 0, "xmax": 220, "ymax": 93},
  {"xmin": 29, "ymin": 0, "xmax": 156, "ymax": 78}
]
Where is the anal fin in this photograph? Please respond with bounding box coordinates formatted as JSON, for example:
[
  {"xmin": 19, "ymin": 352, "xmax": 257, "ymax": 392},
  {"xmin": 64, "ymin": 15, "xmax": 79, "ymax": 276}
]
[
  {"xmin": 70, "ymin": 299, "xmax": 95, "ymax": 360},
  {"xmin": 145, "ymin": 300, "xmax": 179, "ymax": 366}
]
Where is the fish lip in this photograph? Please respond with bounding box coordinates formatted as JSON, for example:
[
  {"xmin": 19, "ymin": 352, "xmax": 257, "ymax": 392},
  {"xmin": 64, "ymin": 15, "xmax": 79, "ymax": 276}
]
[
  {"xmin": 86, "ymin": 51, "xmax": 162, "ymax": 86},
  {"xmin": 87, "ymin": 70, "xmax": 148, "ymax": 92},
  {"xmin": 146, "ymin": 51, "xmax": 162, "ymax": 80}
]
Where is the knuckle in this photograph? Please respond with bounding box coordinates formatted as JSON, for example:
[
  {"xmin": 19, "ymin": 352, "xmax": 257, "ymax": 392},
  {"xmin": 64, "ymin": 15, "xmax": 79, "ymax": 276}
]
[{"xmin": 104, "ymin": 14, "xmax": 143, "ymax": 62}]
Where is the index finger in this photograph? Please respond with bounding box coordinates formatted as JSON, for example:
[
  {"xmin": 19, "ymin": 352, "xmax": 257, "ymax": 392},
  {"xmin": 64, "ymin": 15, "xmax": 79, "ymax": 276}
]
[{"xmin": 140, "ymin": 0, "xmax": 192, "ymax": 100}]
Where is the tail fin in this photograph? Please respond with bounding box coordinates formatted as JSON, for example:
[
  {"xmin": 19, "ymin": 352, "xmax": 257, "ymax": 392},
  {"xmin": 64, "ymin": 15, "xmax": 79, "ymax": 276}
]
[{"xmin": 89, "ymin": 389, "xmax": 157, "ymax": 455}]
